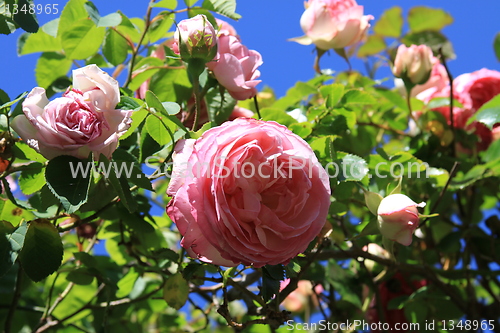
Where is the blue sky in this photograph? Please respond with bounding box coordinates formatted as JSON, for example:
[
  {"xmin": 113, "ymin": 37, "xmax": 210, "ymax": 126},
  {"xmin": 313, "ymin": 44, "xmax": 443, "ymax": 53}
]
[{"xmin": 1, "ymin": 0, "xmax": 499, "ymax": 100}]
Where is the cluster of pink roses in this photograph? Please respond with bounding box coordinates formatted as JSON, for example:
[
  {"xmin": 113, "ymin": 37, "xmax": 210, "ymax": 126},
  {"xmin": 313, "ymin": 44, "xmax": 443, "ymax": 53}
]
[
  {"xmin": 417, "ymin": 67, "xmax": 500, "ymax": 150},
  {"xmin": 173, "ymin": 15, "xmax": 263, "ymax": 101},
  {"xmin": 393, "ymin": 44, "xmax": 500, "ymax": 151}
]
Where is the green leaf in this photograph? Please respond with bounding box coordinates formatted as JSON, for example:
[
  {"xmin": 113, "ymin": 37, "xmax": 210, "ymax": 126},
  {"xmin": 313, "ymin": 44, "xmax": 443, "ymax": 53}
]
[
  {"xmin": 146, "ymin": 115, "xmax": 173, "ymax": 146},
  {"xmin": 66, "ymin": 267, "xmax": 95, "ymax": 285},
  {"xmin": 99, "ymin": 154, "xmax": 137, "ymax": 213},
  {"xmin": 98, "ymin": 13, "xmax": 122, "ymax": 28},
  {"xmin": 183, "ymin": 0, "xmax": 198, "ymax": 7},
  {"xmin": 494, "ymin": 32, "xmax": 500, "ymax": 62},
  {"xmin": 259, "ymin": 108, "xmax": 297, "ymax": 127},
  {"xmin": 116, "ymin": 268, "xmax": 139, "ymax": 297},
  {"xmin": 0, "ymin": 11, "xmax": 17, "ymax": 35},
  {"xmin": 163, "ymin": 273, "xmax": 189, "ymax": 310},
  {"xmin": 0, "ymin": 221, "xmax": 25, "ymax": 277},
  {"xmin": 364, "ymin": 191, "xmax": 383, "ymax": 215},
  {"xmin": 19, "ymin": 219, "xmax": 63, "ymax": 282},
  {"xmin": 408, "ymin": 7, "xmax": 453, "ymax": 33},
  {"xmin": 261, "ymin": 265, "xmax": 284, "ymax": 302},
  {"xmin": 148, "ymin": 12, "xmax": 174, "ymax": 43},
  {"xmin": 468, "ymin": 93, "xmax": 500, "ymax": 129},
  {"xmin": 57, "ymin": 0, "xmax": 88, "ymax": 38},
  {"xmin": 13, "ymin": 0, "xmax": 39, "ymax": 33},
  {"xmin": 357, "ymin": 34, "xmax": 386, "ymax": 58},
  {"xmin": 202, "ymin": 0, "xmax": 241, "ymax": 20},
  {"xmin": 84, "ymin": 1, "xmax": 100, "ymax": 25},
  {"xmin": 128, "ymin": 57, "xmax": 164, "ymax": 91},
  {"xmin": 152, "ymin": 0, "xmax": 178, "ymax": 9},
  {"xmin": 402, "ymin": 30, "xmax": 455, "ymax": 60},
  {"xmin": 112, "ymin": 149, "xmax": 153, "ymax": 191},
  {"xmin": 120, "ymin": 107, "xmax": 148, "ymax": 141},
  {"xmin": 341, "ymin": 90, "xmax": 377, "ymax": 106},
  {"xmin": 321, "ymin": 83, "xmax": 345, "ymax": 108},
  {"xmin": 45, "ymin": 155, "xmax": 92, "ymax": 214},
  {"xmin": 103, "ymin": 29, "xmax": 128, "ymax": 66},
  {"xmin": 206, "ymin": 87, "xmax": 237, "ymax": 125},
  {"xmin": 35, "ymin": 52, "xmax": 72, "ymax": 88},
  {"xmin": 42, "ymin": 18, "xmax": 59, "ymax": 37},
  {"xmin": 19, "ymin": 30, "xmax": 62, "ymax": 55},
  {"xmin": 340, "ymin": 153, "xmax": 368, "ymax": 181},
  {"xmin": 19, "ymin": 162, "xmax": 45, "ymax": 195},
  {"xmin": 483, "ymin": 138, "xmax": 500, "ymax": 163},
  {"xmin": 373, "ymin": 6, "xmax": 403, "ymax": 38},
  {"xmin": 61, "ymin": 19, "xmax": 106, "ymax": 60},
  {"xmin": 145, "ymin": 90, "xmax": 168, "ymax": 114}
]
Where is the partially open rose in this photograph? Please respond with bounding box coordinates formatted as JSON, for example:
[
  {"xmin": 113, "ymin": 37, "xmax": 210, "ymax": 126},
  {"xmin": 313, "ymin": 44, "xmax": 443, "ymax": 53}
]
[
  {"xmin": 11, "ymin": 65, "xmax": 132, "ymax": 160},
  {"xmin": 166, "ymin": 118, "xmax": 331, "ymax": 267}
]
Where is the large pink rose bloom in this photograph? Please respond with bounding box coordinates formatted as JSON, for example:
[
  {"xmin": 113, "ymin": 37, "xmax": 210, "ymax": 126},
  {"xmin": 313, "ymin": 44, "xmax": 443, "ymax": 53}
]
[
  {"xmin": 292, "ymin": 0, "xmax": 373, "ymax": 50},
  {"xmin": 166, "ymin": 118, "xmax": 331, "ymax": 267},
  {"xmin": 207, "ymin": 35, "xmax": 263, "ymax": 100},
  {"xmin": 11, "ymin": 65, "xmax": 132, "ymax": 160}
]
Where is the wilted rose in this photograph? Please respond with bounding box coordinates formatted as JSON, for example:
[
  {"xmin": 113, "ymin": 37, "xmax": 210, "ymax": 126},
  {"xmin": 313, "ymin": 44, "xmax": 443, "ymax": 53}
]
[
  {"xmin": 207, "ymin": 34, "xmax": 263, "ymax": 100},
  {"xmin": 166, "ymin": 118, "xmax": 331, "ymax": 267},
  {"xmin": 377, "ymin": 194, "xmax": 426, "ymax": 246},
  {"xmin": 393, "ymin": 44, "xmax": 434, "ymax": 86},
  {"xmin": 291, "ymin": 0, "xmax": 373, "ymax": 50},
  {"xmin": 11, "ymin": 65, "xmax": 132, "ymax": 160}
]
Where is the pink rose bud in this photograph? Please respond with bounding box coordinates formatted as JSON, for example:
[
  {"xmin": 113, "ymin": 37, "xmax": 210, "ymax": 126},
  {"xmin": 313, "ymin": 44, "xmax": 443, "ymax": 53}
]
[
  {"xmin": 377, "ymin": 194, "xmax": 426, "ymax": 246},
  {"xmin": 291, "ymin": 0, "xmax": 374, "ymax": 50},
  {"xmin": 166, "ymin": 118, "xmax": 331, "ymax": 267},
  {"xmin": 392, "ymin": 44, "xmax": 434, "ymax": 86},
  {"xmin": 174, "ymin": 14, "xmax": 218, "ymax": 63},
  {"xmin": 11, "ymin": 65, "xmax": 132, "ymax": 160}
]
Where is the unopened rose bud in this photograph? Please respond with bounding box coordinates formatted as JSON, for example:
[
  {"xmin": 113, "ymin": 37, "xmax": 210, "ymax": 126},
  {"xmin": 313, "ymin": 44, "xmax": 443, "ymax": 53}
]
[
  {"xmin": 174, "ymin": 14, "xmax": 218, "ymax": 63},
  {"xmin": 392, "ymin": 44, "xmax": 434, "ymax": 86},
  {"xmin": 377, "ymin": 194, "xmax": 426, "ymax": 246}
]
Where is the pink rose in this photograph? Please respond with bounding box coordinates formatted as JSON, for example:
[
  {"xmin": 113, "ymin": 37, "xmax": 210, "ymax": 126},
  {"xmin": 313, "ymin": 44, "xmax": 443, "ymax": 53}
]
[
  {"xmin": 291, "ymin": 0, "xmax": 373, "ymax": 50},
  {"xmin": 377, "ymin": 194, "xmax": 426, "ymax": 246},
  {"xmin": 207, "ymin": 35, "xmax": 263, "ymax": 100},
  {"xmin": 392, "ymin": 44, "xmax": 434, "ymax": 86},
  {"xmin": 166, "ymin": 118, "xmax": 331, "ymax": 267},
  {"xmin": 173, "ymin": 14, "xmax": 217, "ymax": 62},
  {"xmin": 11, "ymin": 65, "xmax": 132, "ymax": 160}
]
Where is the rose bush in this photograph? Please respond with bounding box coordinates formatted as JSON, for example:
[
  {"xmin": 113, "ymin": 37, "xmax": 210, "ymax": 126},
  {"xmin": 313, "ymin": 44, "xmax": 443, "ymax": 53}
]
[
  {"xmin": 291, "ymin": 0, "xmax": 373, "ymax": 50},
  {"xmin": 11, "ymin": 65, "xmax": 132, "ymax": 160},
  {"xmin": 166, "ymin": 118, "xmax": 331, "ymax": 267},
  {"xmin": 377, "ymin": 194, "xmax": 426, "ymax": 246}
]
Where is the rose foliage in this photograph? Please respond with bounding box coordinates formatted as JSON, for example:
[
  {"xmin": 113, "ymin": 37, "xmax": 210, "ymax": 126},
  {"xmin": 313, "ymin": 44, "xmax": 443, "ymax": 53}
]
[{"xmin": 0, "ymin": 0, "xmax": 499, "ymax": 332}]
